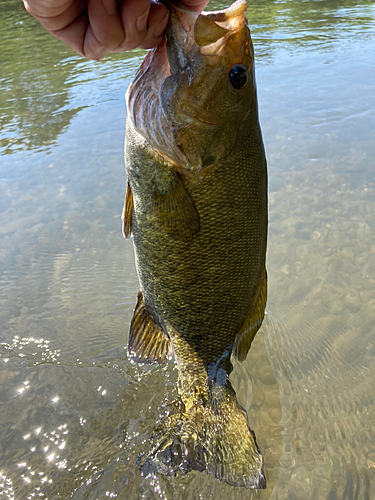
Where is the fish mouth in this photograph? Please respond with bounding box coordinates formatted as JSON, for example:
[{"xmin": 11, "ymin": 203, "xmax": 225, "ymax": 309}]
[
  {"xmin": 194, "ymin": 0, "xmax": 248, "ymax": 56},
  {"xmin": 163, "ymin": 0, "xmax": 248, "ymax": 64},
  {"xmin": 126, "ymin": 0, "xmax": 249, "ymax": 169},
  {"xmin": 160, "ymin": 0, "xmax": 249, "ymax": 126},
  {"xmin": 127, "ymin": 0, "xmax": 248, "ymax": 95}
]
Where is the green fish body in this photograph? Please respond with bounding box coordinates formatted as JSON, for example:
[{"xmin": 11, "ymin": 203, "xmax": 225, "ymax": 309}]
[{"xmin": 123, "ymin": 0, "xmax": 267, "ymax": 488}]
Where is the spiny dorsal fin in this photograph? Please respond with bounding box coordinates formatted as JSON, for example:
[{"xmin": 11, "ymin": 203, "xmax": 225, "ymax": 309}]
[
  {"xmin": 152, "ymin": 171, "xmax": 200, "ymax": 241},
  {"xmin": 233, "ymin": 269, "xmax": 267, "ymax": 362},
  {"xmin": 129, "ymin": 291, "xmax": 172, "ymax": 364},
  {"xmin": 122, "ymin": 181, "xmax": 133, "ymax": 238}
]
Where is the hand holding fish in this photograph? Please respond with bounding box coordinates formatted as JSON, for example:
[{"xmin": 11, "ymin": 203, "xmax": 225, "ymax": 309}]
[{"xmin": 23, "ymin": 0, "xmax": 209, "ymax": 60}]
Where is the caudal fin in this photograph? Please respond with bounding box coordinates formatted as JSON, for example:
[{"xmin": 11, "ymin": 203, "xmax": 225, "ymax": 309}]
[{"xmin": 138, "ymin": 388, "xmax": 266, "ymax": 489}]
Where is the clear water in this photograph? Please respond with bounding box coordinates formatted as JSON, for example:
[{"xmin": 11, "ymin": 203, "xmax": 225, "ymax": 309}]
[{"xmin": 0, "ymin": 0, "xmax": 374, "ymax": 498}]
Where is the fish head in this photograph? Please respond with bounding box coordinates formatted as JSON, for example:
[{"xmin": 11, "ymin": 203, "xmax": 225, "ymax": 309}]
[{"xmin": 127, "ymin": 0, "xmax": 257, "ymax": 171}]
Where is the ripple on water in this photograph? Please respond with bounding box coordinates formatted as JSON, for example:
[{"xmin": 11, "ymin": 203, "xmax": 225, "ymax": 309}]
[
  {"xmin": 0, "ymin": 349, "xmax": 176, "ymax": 500},
  {"xmin": 262, "ymin": 160, "xmax": 375, "ymax": 499},
  {"xmin": 1, "ymin": 0, "xmax": 375, "ymax": 498}
]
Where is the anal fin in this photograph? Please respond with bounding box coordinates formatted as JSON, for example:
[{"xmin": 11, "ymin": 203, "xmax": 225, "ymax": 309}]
[{"xmin": 129, "ymin": 291, "xmax": 172, "ymax": 364}]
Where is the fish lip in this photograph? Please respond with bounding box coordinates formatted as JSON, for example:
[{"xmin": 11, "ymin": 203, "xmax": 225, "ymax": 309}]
[{"xmin": 202, "ymin": 0, "xmax": 247, "ymax": 23}]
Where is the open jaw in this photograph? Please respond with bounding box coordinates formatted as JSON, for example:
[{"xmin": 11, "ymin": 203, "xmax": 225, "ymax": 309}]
[{"xmin": 128, "ymin": 0, "xmax": 248, "ymax": 89}]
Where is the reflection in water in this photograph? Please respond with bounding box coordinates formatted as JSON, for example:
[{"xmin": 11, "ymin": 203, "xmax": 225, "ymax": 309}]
[
  {"xmin": 0, "ymin": 1, "xmax": 141, "ymax": 158},
  {"xmin": 1, "ymin": 0, "xmax": 374, "ymax": 157},
  {"xmin": 0, "ymin": 0, "xmax": 375, "ymax": 498},
  {"xmin": 251, "ymin": 0, "xmax": 375, "ymax": 47},
  {"xmin": 0, "ymin": 2, "xmax": 81, "ymax": 155}
]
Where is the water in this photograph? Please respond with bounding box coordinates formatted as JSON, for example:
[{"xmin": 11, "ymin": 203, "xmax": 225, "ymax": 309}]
[{"xmin": 0, "ymin": 0, "xmax": 374, "ymax": 498}]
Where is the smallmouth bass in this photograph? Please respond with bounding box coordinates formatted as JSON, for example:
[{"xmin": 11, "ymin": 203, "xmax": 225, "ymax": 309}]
[{"xmin": 123, "ymin": 0, "xmax": 267, "ymax": 489}]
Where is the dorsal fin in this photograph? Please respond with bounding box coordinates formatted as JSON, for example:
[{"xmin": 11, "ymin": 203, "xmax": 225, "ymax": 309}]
[
  {"xmin": 233, "ymin": 269, "xmax": 267, "ymax": 362},
  {"xmin": 128, "ymin": 292, "xmax": 172, "ymax": 364}
]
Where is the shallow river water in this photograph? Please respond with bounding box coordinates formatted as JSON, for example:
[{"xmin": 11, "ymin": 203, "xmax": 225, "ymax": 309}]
[{"xmin": 0, "ymin": 0, "xmax": 375, "ymax": 499}]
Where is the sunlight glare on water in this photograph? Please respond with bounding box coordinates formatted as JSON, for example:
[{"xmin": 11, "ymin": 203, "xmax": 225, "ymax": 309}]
[{"xmin": 0, "ymin": 0, "xmax": 375, "ymax": 498}]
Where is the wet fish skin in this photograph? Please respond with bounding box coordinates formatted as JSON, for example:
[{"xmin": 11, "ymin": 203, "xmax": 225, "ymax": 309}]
[{"xmin": 123, "ymin": 0, "xmax": 267, "ymax": 488}]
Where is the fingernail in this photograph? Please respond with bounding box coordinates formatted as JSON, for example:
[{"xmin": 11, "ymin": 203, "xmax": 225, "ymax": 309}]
[
  {"xmin": 102, "ymin": 0, "xmax": 117, "ymax": 16},
  {"xmin": 137, "ymin": 4, "xmax": 150, "ymax": 32},
  {"xmin": 153, "ymin": 11, "xmax": 169, "ymax": 38}
]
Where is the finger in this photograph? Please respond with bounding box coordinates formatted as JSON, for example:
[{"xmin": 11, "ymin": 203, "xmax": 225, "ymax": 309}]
[
  {"xmin": 181, "ymin": 0, "xmax": 209, "ymax": 13},
  {"xmin": 23, "ymin": 0, "xmax": 75, "ymax": 19},
  {"xmin": 137, "ymin": 1, "xmax": 169, "ymax": 51},
  {"xmin": 84, "ymin": 0, "xmax": 126, "ymax": 59},
  {"xmin": 23, "ymin": 0, "xmax": 87, "ymax": 32},
  {"xmin": 115, "ymin": 0, "xmax": 168, "ymax": 52},
  {"xmin": 119, "ymin": 0, "xmax": 151, "ymax": 51},
  {"xmin": 50, "ymin": 12, "xmax": 90, "ymax": 57}
]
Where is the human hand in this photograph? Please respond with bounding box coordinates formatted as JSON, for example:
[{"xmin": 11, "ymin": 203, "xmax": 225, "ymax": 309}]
[{"xmin": 23, "ymin": 0, "xmax": 210, "ymax": 61}]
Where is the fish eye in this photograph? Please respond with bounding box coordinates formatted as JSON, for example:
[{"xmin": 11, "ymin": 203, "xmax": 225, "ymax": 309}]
[{"xmin": 229, "ymin": 64, "xmax": 248, "ymax": 90}]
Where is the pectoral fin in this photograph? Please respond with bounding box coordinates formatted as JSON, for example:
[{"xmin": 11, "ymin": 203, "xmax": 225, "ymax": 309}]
[
  {"xmin": 152, "ymin": 171, "xmax": 200, "ymax": 241},
  {"xmin": 233, "ymin": 269, "xmax": 267, "ymax": 362},
  {"xmin": 122, "ymin": 181, "xmax": 133, "ymax": 238},
  {"xmin": 128, "ymin": 291, "xmax": 172, "ymax": 364}
]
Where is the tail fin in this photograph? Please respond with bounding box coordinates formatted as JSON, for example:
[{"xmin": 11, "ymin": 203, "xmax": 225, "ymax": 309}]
[{"xmin": 138, "ymin": 384, "xmax": 266, "ymax": 489}]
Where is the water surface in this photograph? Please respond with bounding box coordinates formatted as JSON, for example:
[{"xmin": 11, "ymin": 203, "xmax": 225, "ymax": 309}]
[{"xmin": 0, "ymin": 0, "xmax": 375, "ymax": 499}]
